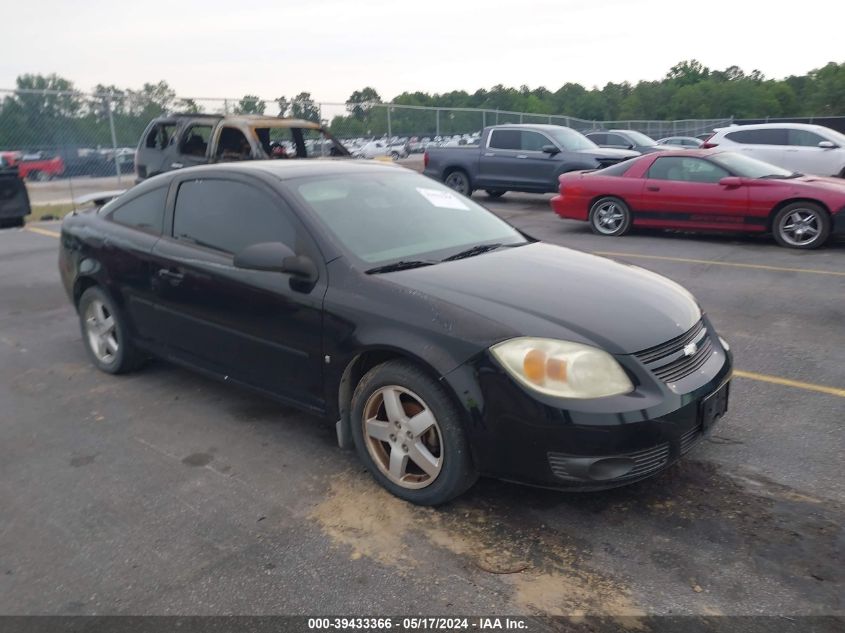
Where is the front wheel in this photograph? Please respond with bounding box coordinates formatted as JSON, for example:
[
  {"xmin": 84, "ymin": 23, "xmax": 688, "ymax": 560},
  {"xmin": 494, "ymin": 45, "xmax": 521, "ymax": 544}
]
[
  {"xmin": 589, "ymin": 196, "xmax": 632, "ymax": 236},
  {"xmin": 443, "ymin": 169, "xmax": 472, "ymax": 196},
  {"xmin": 772, "ymin": 203, "xmax": 830, "ymax": 249},
  {"xmin": 485, "ymin": 189, "xmax": 506, "ymax": 198},
  {"xmin": 78, "ymin": 287, "xmax": 143, "ymax": 374},
  {"xmin": 350, "ymin": 360, "xmax": 477, "ymax": 505}
]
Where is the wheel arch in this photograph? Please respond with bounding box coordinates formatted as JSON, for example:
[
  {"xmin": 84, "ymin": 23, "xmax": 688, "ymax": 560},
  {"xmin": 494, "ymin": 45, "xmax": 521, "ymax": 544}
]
[
  {"xmin": 334, "ymin": 346, "xmax": 466, "ymax": 450},
  {"xmin": 767, "ymin": 198, "xmax": 831, "ymax": 231}
]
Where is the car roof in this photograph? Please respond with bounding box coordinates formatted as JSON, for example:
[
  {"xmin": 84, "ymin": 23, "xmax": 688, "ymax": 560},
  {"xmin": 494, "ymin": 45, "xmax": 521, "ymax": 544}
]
[
  {"xmin": 172, "ymin": 158, "xmax": 406, "ymax": 181},
  {"xmin": 713, "ymin": 122, "xmax": 830, "ymax": 133},
  {"xmin": 154, "ymin": 114, "xmax": 321, "ymax": 129}
]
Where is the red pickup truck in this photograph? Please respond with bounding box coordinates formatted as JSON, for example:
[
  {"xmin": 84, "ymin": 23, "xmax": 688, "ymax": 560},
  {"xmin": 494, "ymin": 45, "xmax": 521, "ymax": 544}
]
[{"xmin": 0, "ymin": 151, "xmax": 65, "ymax": 181}]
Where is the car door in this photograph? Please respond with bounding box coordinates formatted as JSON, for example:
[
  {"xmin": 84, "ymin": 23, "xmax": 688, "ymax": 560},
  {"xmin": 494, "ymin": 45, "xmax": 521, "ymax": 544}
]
[
  {"xmin": 512, "ymin": 129, "xmax": 562, "ymax": 191},
  {"xmin": 639, "ymin": 156, "xmax": 749, "ymax": 228},
  {"xmin": 172, "ymin": 121, "xmax": 214, "ymax": 170},
  {"xmin": 476, "ymin": 128, "xmax": 522, "ymax": 188},
  {"xmin": 785, "ymin": 128, "xmax": 838, "ymax": 176},
  {"xmin": 724, "ymin": 128, "xmax": 795, "ymax": 171},
  {"xmin": 150, "ymin": 173, "xmax": 326, "ymax": 410}
]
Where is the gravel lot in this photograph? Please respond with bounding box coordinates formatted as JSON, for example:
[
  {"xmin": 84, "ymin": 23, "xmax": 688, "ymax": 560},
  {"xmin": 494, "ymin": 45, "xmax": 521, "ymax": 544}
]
[{"xmin": 0, "ymin": 191, "xmax": 842, "ymax": 620}]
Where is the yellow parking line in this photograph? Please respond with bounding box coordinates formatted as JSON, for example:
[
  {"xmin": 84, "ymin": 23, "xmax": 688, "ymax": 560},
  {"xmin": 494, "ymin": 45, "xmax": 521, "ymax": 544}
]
[
  {"xmin": 25, "ymin": 226, "xmax": 60, "ymax": 239},
  {"xmin": 733, "ymin": 369, "xmax": 845, "ymax": 398},
  {"xmin": 594, "ymin": 251, "xmax": 845, "ymax": 277}
]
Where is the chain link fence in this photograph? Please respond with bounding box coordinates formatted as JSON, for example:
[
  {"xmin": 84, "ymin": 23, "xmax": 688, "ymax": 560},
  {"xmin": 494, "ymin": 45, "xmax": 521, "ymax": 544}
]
[{"xmin": 0, "ymin": 86, "xmax": 768, "ymax": 213}]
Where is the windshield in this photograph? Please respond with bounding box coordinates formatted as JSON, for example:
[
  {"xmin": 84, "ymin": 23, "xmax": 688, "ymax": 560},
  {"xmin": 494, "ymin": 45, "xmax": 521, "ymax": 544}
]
[
  {"xmin": 822, "ymin": 127, "xmax": 845, "ymax": 146},
  {"xmin": 624, "ymin": 130, "xmax": 657, "ymax": 147},
  {"xmin": 547, "ymin": 127, "xmax": 597, "ymax": 151},
  {"xmin": 710, "ymin": 152, "xmax": 794, "ymax": 178},
  {"xmin": 293, "ymin": 171, "xmax": 527, "ymax": 265}
]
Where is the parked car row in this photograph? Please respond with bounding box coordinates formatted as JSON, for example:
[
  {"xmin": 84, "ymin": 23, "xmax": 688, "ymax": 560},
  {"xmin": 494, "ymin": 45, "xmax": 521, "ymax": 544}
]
[{"xmin": 0, "ymin": 148, "xmax": 136, "ymax": 180}]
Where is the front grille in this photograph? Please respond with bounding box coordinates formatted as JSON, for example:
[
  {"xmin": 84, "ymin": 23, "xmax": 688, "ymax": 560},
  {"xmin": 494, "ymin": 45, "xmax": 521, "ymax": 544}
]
[
  {"xmin": 548, "ymin": 442, "xmax": 670, "ymax": 482},
  {"xmin": 680, "ymin": 424, "xmax": 702, "ymax": 454},
  {"xmin": 634, "ymin": 320, "xmax": 714, "ymax": 383}
]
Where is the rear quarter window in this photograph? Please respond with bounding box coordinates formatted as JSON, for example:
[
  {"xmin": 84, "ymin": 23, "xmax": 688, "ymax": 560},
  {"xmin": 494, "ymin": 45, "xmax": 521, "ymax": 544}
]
[
  {"xmin": 597, "ymin": 160, "xmax": 635, "ymax": 176},
  {"xmin": 108, "ymin": 187, "xmax": 167, "ymax": 235}
]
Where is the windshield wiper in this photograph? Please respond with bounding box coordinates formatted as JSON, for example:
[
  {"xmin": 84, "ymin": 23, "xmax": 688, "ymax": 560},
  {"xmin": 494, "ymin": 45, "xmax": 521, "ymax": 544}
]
[
  {"xmin": 759, "ymin": 172, "xmax": 803, "ymax": 180},
  {"xmin": 366, "ymin": 260, "xmax": 436, "ymax": 274},
  {"xmin": 441, "ymin": 243, "xmax": 506, "ymax": 262}
]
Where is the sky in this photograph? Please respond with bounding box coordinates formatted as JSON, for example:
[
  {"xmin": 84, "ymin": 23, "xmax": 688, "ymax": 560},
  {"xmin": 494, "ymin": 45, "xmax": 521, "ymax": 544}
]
[{"xmin": 1, "ymin": 0, "xmax": 842, "ymax": 104}]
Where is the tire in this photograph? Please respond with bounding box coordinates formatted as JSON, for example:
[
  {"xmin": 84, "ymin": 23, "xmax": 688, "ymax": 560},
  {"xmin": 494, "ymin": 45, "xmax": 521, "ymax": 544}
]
[
  {"xmin": 26, "ymin": 170, "xmax": 41, "ymax": 182},
  {"xmin": 485, "ymin": 190, "xmax": 506, "ymax": 198},
  {"xmin": 443, "ymin": 169, "xmax": 472, "ymax": 196},
  {"xmin": 350, "ymin": 360, "xmax": 477, "ymax": 505},
  {"xmin": 390, "ymin": 151, "xmax": 400, "ymax": 161},
  {"xmin": 772, "ymin": 202, "xmax": 830, "ymax": 249},
  {"xmin": 78, "ymin": 287, "xmax": 143, "ymax": 374},
  {"xmin": 589, "ymin": 196, "xmax": 632, "ymax": 236}
]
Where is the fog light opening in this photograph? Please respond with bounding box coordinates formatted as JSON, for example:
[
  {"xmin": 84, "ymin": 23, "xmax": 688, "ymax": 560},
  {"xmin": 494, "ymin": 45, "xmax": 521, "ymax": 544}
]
[{"xmin": 588, "ymin": 457, "xmax": 636, "ymax": 481}]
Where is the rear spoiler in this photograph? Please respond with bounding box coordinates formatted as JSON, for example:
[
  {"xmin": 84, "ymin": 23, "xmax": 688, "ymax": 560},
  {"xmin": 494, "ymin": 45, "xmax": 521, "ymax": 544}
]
[{"xmin": 74, "ymin": 190, "xmax": 126, "ymax": 207}]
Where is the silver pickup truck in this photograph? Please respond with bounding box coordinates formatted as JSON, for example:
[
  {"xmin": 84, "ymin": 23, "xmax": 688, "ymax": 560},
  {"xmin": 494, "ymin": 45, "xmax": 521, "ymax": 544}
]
[{"xmin": 423, "ymin": 124, "xmax": 638, "ymax": 197}]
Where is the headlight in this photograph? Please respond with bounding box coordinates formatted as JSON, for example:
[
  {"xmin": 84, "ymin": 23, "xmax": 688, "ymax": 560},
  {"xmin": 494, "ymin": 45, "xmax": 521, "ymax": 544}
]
[{"xmin": 490, "ymin": 337, "xmax": 634, "ymax": 399}]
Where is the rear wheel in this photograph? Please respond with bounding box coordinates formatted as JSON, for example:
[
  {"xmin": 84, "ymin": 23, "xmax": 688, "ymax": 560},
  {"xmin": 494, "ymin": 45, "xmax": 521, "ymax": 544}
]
[
  {"xmin": 589, "ymin": 196, "xmax": 632, "ymax": 236},
  {"xmin": 772, "ymin": 202, "xmax": 830, "ymax": 249},
  {"xmin": 485, "ymin": 189, "xmax": 506, "ymax": 198},
  {"xmin": 78, "ymin": 287, "xmax": 143, "ymax": 374},
  {"xmin": 350, "ymin": 360, "xmax": 477, "ymax": 505},
  {"xmin": 443, "ymin": 169, "xmax": 472, "ymax": 196},
  {"xmin": 390, "ymin": 151, "xmax": 400, "ymax": 161}
]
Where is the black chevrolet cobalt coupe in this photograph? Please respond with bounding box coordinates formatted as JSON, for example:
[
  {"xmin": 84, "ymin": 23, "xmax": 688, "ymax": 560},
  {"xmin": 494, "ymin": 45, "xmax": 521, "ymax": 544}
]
[{"xmin": 59, "ymin": 160, "xmax": 732, "ymax": 505}]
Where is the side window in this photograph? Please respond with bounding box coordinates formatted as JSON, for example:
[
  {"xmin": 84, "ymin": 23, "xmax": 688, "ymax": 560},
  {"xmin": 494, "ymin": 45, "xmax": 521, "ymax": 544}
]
[
  {"xmin": 179, "ymin": 124, "xmax": 213, "ymax": 157},
  {"xmin": 520, "ymin": 131, "xmax": 551, "ymax": 151},
  {"xmin": 173, "ymin": 179, "xmax": 296, "ymax": 255},
  {"xmin": 145, "ymin": 123, "xmax": 177, "ymax": 150},
  {"xmin": 109, "ymin": 187, "xmax": 167, "ymax": 235},
  {"xmin": 587, "ymin": 133, "xmax": 606, "ymax": 145},
  {"xmin": 605, "ymin": 133, "xmax": 629, "ymax": 147},
  {"xmin": 725, "ymin": 128, "xmax": 788, "ymax": 145},
  {"xmin": 787, "ymin": 129, "xmax": 826, "ymax": 147},
  {"xmin": 216, "ymin": 127, "xmax": 252, "ymax": 160},
  {"xmin": 648, "ymin": 157, "xmax": 728, "ymax": 183},
  {"xmin": 488, "ymin": 130, "xmax": 521, "ymax": 150}
]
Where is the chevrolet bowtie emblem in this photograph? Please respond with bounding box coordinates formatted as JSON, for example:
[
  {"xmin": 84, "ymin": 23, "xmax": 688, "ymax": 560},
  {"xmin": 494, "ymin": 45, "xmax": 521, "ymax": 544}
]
[{"xmin": 683, "ymin": 342, "xmax": 698, "ymax": 357}]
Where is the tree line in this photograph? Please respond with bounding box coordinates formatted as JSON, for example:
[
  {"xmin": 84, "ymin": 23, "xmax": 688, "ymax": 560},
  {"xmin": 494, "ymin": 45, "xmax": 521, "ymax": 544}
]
[{"xmin": 1, "ymin": 60, "xmax": 842, "ymax": 150}]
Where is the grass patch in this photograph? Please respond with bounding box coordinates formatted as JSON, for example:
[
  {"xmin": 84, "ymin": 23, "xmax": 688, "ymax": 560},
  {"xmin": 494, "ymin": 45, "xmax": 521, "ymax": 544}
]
[{"xmin": 27, "ymin": 203, "xmax": 76, "ymax": 223}]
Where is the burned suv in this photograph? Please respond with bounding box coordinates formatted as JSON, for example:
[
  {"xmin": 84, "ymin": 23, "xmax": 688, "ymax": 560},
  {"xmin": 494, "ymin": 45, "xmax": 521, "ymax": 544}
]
[{"xmin": 135, "ymin": 114, "xmax": 350, "ymax": 181}]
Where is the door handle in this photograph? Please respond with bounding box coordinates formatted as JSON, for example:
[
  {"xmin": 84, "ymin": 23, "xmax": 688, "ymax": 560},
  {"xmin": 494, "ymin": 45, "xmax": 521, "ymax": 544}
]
[
  {"xmin": 646, "ymin": 186, "xmax": 660, "ymax": 192},
  {"xmin": 171, "ymin": 162, "xmax": 184, "ymax": 169},
  {"xmin": 484, "ymin": 152, "xmax": 495, "ymax": 157},
  {"xmin": 157, "ymin": 269, "xmax": 184, "ymax": 284},
  {"xmin": 516, "ymin": 154, "xmax": 528, "ymax": 159}
]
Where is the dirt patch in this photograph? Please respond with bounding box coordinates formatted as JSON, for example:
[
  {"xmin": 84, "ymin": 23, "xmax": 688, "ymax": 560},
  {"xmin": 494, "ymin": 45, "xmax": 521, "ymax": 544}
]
[{"xmin": 310, "ymin": 474, "xmax": 644, "ymax": 618}]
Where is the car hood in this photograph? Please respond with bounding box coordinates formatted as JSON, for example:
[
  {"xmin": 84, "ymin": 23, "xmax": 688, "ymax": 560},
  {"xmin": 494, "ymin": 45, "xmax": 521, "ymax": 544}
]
[
  {"xmin": 388, "ymin": 242, "xmax": 701, "ymax": 354},
  {"xmin": 787, "ymin": 174, "xmax": 845, "ymax": 193},
  {"xmin": 576, "ymin": 147, "xmax": 640, "ymax": 160}
]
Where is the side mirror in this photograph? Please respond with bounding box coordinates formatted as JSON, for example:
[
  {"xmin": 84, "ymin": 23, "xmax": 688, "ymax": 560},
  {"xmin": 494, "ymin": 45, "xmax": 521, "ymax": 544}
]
[
  {"xmin": 818, "ymin": 140, "xmax": 836, "ymax": 149},
  {"xmin": 626, "ymin": 144, "xmax": 635, "ymax": 150},
  {"xmin": 541, "ymin": 144, "xmax": 560, "ymax": 155},
  {"xmin": 719, "ymin": 176, "xmax": 743, "ymax": 188},
  {"xmin": 234, "ymin": 242, "xmax": 318, "ymax": 283}
]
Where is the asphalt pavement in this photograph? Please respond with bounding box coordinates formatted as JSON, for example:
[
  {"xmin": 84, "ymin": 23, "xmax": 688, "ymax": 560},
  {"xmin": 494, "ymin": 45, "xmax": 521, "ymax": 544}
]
[{"xmin": 0, "ymin": 195, "xmax": 842, "ymax": 620}]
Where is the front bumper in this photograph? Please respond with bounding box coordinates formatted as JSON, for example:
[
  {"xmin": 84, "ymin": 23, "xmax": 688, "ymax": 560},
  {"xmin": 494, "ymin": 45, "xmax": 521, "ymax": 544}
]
[
  {"xmin": 832, "ymin": 209, "xmax": 845, "ymax": 237},
  {"xmin": 445, "ymin": 318, "xmax": 733, "ymax": 490}
]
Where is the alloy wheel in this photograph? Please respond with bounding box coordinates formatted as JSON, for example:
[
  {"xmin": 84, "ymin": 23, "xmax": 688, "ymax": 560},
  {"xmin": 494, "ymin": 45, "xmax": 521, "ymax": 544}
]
[
  {"xmin": 593, "ymin": 201, "xmax": 625, "ymax": 234},
  {"xmin": 84, "ymin": 298, "xmax": 119, "ymax": 364},
  {"xmin": 779, "ymin": 209, "xmax": 821, "ymax": 247},
  {"xmin": 444, "ymin": 171, "xmax": 469, "ymax": 195},
  {"xmin": 362, "ymin": 385, "xmax": 443, "ymax": 489}
]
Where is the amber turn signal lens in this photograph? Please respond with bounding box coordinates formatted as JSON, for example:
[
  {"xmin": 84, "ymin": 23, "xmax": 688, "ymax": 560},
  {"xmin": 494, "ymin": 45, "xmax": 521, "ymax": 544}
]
[
  {"xmin": 523, "ymin": 349, "xmax": 547, "ymax": 384},
  {"xmin": 546, "ymin": 357, "xmax": 568, "ymax": 382}
]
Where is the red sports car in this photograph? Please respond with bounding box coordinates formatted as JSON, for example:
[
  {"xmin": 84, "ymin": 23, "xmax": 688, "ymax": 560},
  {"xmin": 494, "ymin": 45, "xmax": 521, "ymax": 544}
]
[{"xmin": 551, "ymin": 149, "xmax": 845, "ymax": 249}]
